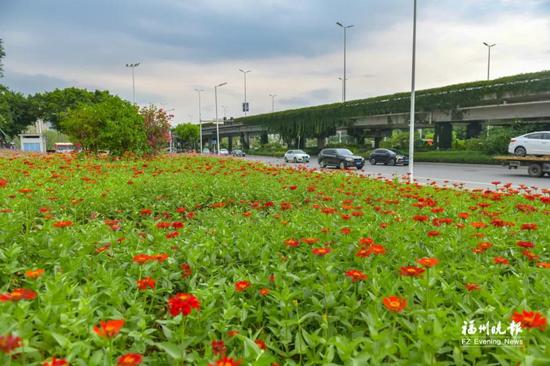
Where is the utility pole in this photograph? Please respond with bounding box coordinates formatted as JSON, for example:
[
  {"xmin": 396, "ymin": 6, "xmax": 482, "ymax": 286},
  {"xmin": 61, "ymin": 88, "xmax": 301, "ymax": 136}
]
[
  {"xmin": 125, "ymin": 62, "xmax": 140, "ymax": 104},
  {"xmin": 483, "ymin": 42, "xmax": 496, "ymax": 80},
  {"xmin": 336, "ymin": 22, "xmax": 354, "ymax": 102},
  {"xmin": 239, "ymin": 69, "xmax": 251, "ymax": 116},
  {"xmin": 408, "ymin": 0, "xmax": 417, "ymax": 184},
  {"xmin": 194, "ymin": 89, "xmax": 204, "ymax": 153}
]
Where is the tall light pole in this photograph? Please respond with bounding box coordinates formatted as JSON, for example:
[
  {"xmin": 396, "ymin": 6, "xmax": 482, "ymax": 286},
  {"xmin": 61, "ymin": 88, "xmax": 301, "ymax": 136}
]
[
  {"xmin": 194, "ymin": 89, "xmax": 204, "ymax": 153},
  {"xmin": 338, "ymin": 77, "xmax": 345, "ymax": 102},
  {"xmin": 269, "ymin": 94, "xmax": 277, "ymax": 113},
  {"xmin": 125, "ymin": 62, "xmax": 140, "ymax": 104},
  {"xmin": 336, "ymin": 22, "xmax": 354, "ymax": 102},
  {"xmin": 239, "ymin": 69, "xmax": 251, "ymax": 116},
  {"xmin": 214, "ymin": 82, "xmax": 227, "ymax": 155},
  {"xmin": 483, "ymin": 42, "xmax": 496, "ymax": 80},
  {"xmin": 408, "ymin": 0, "xmax": 417, "ymax": 184}
]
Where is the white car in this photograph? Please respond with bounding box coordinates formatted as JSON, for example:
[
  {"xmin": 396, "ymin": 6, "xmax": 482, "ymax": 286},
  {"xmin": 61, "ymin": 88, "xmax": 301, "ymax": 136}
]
[
  {"xmin": 508, "ymin": 131, "xmax": 550, "ymax": 156},
  {"xmin": 284, "ymin": 150, "xmax": 310, "ymax": 163},
  {"xmin": 219, "ymin": 148, "xmax": 229, "ymax": 155}
]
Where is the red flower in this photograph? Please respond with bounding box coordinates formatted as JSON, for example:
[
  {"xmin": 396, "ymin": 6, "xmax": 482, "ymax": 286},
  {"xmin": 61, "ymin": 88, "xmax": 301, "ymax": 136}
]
[
  {"xmin": 167, "ymin": 293, "xmax": 201, "ymax": 316},
  {"xmin": 117, "ymin": 353, "xmax": 143, "ymax": 366},
  {"xmin": 517, "ymin": 241, "xmax": 534, "ymax": 248},
  {"xmin": 521, "ymin": 249, "xmax": 539, "ymax": 261},
  {"xmin": 427, "ymin": 230, "xmax": 440, "ymax": 237},
  {"xmin": 312, "ymin": 247, "xmax": 331, "ymax": 256},
  {"xmin": 0, "ymin": 288, "xmax": 37, "ymax": 302},
  {"xmin": 465, "ymin": 283, "xmax": 480, "ymax": 292},
  {"xmin": 43, "ymin": 356, "xmax": 70, "ymax": 366},
  {"xmin": 0, "ymin": 334, "xmax": 22, "ymax": 354},
  {"xmin": 345, "ymin": 269, "xmax": 368, "ymax": 282},
  {"xmin": 284, "ymin": 239, "xmax": 300, "ymax": 247},
  {"xmin": 416, "ymin": 257, "xmax": 439, "ymax": 268},
  {"xmin": 383, "ymin": 296, "xmax": 407, "ymax": 312},
  {"xmin": 471, "ymin": 222, "xmax": 487, "ymax": 229},
  {"xmin": 259, "ymin": 288, "xmax": 270, "ymax": 296},
  {"xmin": 301, "ymin": 237, "xmax": 318, "ymax": 245},
  {"xmin": 511, "ymin": 310, "xmax": 547, "ymax": 331},
  {"xmin": 227, "ymin": 330, "xmax": 239, "ymax": 337},
  {"xmin": 235, "ymin": 281, "xmax": 251, "ymax": 292},
  {"xmin": 209, "ymin": 356, "xmax": 241, "ymax": 366},
  {"xmin": 413, "ymin": 215, "xmax": 429, "ymax": 222},
  {"xmin": 493, "ymin": 256, "xmax": 510, "ymax": 265},
  {"xmin": 211, "ymin": 340, "xmax": 226, "ymax": 355},
  {"xmin": 359, "ymin": 237, "xmax": 374, "ymax": 246},
  {"xmin": 171, "ymin": 221, "xmax": 185, "ymax": 229},
  {"xmin": 53, "ymin": 220, "xmax": 73, "ymax": 228},
  {"xmin": 139, "ymin": 208, "xmax": 152, "ymax": 215},
  {"xmin": 93, "ymin": 320, "xmax": 125, "ymax": 338},
  {"xmin": 25, "ymin": 268, "xmax": 45, "ymax": 279},
  {"xmin": 400, "ymin": 266, "xmax": 425, "ymax": 277},
  {"xmin": 0, "ymin": 178, "xmax": 7, "ymax": 188},
  {"xmin": 340, "ymin": 227, "xmax": 351, "ymax": 235},
  {"xmin": 166, "ymin": 231, "xmax": 180, "ymax": 239},
  {"xmin": 137, "ymin": 277, "xmax": 156, "ymax": 290},
  {"xmin": 133, "ymin": 254, "xmax": 152, "ymax": 264},
  {"xmin": 181, "ymin": 263, "xmax": 193, "ymax": 278},
  {"xmin": 521, "ymin": 223, "xmax": 537, "ymax": 231},
  {"xmin": 255, "ymin": 339, "xmax": 267, "ymax": 350}
]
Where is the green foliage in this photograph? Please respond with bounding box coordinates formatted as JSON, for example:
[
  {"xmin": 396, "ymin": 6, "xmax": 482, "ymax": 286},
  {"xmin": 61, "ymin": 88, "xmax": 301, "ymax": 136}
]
[
  {"xmin": 140, "ymin": 105, "xmax": 172, "ymax": 153},
  {"xmin": 0, "ymin": 85, "xmax": 38, "ymax": 140},
  {"xmin": 380, "ymin": 130, "xmax": 423, "ymax": 151},
  {"xmin": 173, "ymin": 123, "xmax": 199, "ymax": 149},
  {"xmin": 0, "ymin": 38, "xmax": 5, "ymax": 78},
  {"xmin": 414, "ymin": 150, "xmax": 495, "ymax": 164},
  {"xmin": 59, "ymin": 96, "xmax": 147, "ymax": 155},
  {"xmin": 34, "ymin": 87, "xmax": 114, "ymax": 129},
  {"xmin": 44, "ymin": 130, "xmax": 71, "ymax": 151},
  {"xmin": 238, "ymin": 70, "xmax": 550, "ymax": 140}
]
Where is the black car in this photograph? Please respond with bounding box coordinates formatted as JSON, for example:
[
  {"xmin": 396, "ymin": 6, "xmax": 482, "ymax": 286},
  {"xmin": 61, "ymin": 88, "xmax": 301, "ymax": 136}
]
[
  {"xmin": 318, "ymin": 148, "xmax": 365, "ymax": 170},
  {"xmin": 231, "ymin": 149, "xmax": 246, "ymax": 157},
  {"xmin": 368, "ymin": 148, "xmax": 409, "ymax": 166}
]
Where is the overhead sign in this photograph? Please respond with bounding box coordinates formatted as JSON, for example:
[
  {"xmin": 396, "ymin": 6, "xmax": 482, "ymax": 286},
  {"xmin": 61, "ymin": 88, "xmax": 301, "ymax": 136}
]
[{"xmin": 242, "ymin": 102, "xmax": 249, "ymax": 112}]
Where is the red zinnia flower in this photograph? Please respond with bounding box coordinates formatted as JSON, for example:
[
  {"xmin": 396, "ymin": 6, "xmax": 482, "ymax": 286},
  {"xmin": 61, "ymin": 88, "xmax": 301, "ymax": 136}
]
[
  {"xmin": 0, "ymin": 334, "xmax": 22, "ymax": 354},
  {"xmin": 345, "ymin": 269, "xmax": 368, "ymax": 282},
  {"xmin": 117, "ymin": 353, "xmax": 143, "ymax": 366},
  {"xmin": 181, "ymin": 263, "xmax": 193, "ymax": 278},
  {"xmin": 400, "ymin": 266, "xmax": 425, "ymax": 277},
  {"xmin": 139, "ymin": 208, "xmax": 152, "ymax": 215},
  {"xmin": 43, "ymin": 356, "xmax": 69, "ymax": 366},
  {"xmin": 209, "ymin": 356, "xmax": 241, "ymax": 366},
  {"xmin": 341, "ymin": 227, "xmax": 351, "ymax": 235},
  {"xmin": 211, "ymin": 340, "xmax": 226, "ymax": 355},
  {"xmin": 0, "ymin": 178, "xmax": 7, "ymax": 188},
  {"xmin": 359, "ymin": 237, "xmax": 374, "ymax": 246},
  {"xmin": 284, "ymin": 239, "xmax": 299, "ymax": 247},
  {"xmin": 227, "ymin": 330, "xmax": 239, "ymax": 337},
  {"xmin": 521, "ymin": 250, "xmax": 539, "ymax": 261},
  {"xmin": 383, "ymin": 296, "xmax": 407, "ymax": 312},
  {"xmin": 413, "ymin": 215, "xmax": 429, "ymax": 222},
  {"xmin": 137, "ymin": 277, "xmax": 156, "ymax": 290},
  {"xmin": 133, "ymin": 254, "xmax": 152, "ymax": 264},
  {"xmin": 427, "ymin": 230, "xmax": 440, "ymax": 237},
  {"xmin": 301, "ymin": 237, "xmax": 318, "ymax": 245},
  {"xmin": 255, "ymin": 339, "xmax": 267, "ymax": 350},
  {"xmin": 259, "ymin": 288, "xmax": 270, "ymax": 296},
  {"xmin": 416, "ymin": 257, "xmax": 439, "ymax": 268},
  {"xmin": 312, "ymin": 247, "xmax": 331, "ymax": 256},
  {"xmin": 93, "ymin": 320, "xmax": 125, "ymax": 338},
  {"xmin": 0, "ymin": 288, "xmax": 37, "ymax": 302},
  {"xmin": 511, "ymin": 310, "xmax": 547, "ymax": 331},
  {"xmin": 465, "ymin": 283, "xmax": 480, "ymax": 292},
  {"xmin": 53, "ymin": 220, "xmax": 73, "ymax": 228},
  {"xmin": 167, "ymin": 293, "xmax": 201, "ymax": 316},
  {"xmin": 493, "ymin": 256, "xmax": 510, "ymax": 265},
  {"xmin": 517, "ymin": 241, "xmax": 534, "ymax": 248},
  {"xmin": 25, "ymin": 268, "xmax": 45, "ymax": 279},
  {"xmin": 235, "ymin": 281, "xmax": 251, "ymax": 292},
  {"xmin": 537, "ymin": 262, "xmax": 550, "ymax": 269},
  {"xmin": 521, "ymin": 223, "xmax": 537, "ymax": 231}
]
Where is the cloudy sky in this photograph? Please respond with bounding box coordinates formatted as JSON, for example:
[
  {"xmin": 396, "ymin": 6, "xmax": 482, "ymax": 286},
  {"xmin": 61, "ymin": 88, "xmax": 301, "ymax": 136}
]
[{"xmin": 1, "ymin": 0, "xmax": 549, "ymax": 124}]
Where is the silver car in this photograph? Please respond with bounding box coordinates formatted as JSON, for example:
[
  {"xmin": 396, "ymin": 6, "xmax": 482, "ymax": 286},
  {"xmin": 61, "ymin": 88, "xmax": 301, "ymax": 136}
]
[{"xmin": 284, "ymin": 150, "xmax": 310, "ymax": 163}]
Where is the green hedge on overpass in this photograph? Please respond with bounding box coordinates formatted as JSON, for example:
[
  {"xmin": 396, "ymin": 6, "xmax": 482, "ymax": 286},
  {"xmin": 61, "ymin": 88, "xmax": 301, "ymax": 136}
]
[{"xmin": 237, "ymin": 70, "xmax": 550, "ymax": 141}]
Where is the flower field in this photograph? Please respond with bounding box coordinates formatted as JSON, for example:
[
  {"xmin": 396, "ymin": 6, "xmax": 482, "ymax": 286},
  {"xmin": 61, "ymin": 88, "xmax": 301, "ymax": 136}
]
[{"xmin": 0, "ymin": 153, "xmax": 549, "ymax": 365}]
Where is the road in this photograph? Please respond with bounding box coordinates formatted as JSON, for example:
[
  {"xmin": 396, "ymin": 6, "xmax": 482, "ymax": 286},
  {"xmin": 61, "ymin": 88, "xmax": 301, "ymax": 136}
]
[{"xmin": 244, "ymin": 155, "xmax": 550, "ymax": 190}]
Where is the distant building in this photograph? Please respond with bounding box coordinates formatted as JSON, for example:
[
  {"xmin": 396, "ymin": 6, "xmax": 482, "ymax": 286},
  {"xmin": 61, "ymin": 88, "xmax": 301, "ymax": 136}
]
[{"xmin": 19, "ymin": 120, "xmax": 47, "ymax": 153}]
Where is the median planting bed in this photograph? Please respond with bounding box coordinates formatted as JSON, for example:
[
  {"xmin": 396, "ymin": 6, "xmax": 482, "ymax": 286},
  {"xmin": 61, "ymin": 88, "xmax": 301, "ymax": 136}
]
[{"xmin": 0, "ymin": 153, "xmax": 549, "ymax": 365}]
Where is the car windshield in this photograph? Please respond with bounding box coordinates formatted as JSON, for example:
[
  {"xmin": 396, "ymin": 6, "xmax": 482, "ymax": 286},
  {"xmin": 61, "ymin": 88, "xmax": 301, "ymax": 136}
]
[
  {"xmin": 389, "ymin": 149, "xmax": 405, "ymax": 155},
  {"xmin": 294, "ymin": 150, "xmax": 306, "ymax": 154},
  {"xmin": 336, "ymin": 149, "xmax": 353, "ymax": 156}
]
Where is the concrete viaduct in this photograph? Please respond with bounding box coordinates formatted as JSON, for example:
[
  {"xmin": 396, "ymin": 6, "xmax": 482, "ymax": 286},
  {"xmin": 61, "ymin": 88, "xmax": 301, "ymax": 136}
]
[{"xmin": 201, "ymin": 72, "xmax": 550, "ymax": 151}]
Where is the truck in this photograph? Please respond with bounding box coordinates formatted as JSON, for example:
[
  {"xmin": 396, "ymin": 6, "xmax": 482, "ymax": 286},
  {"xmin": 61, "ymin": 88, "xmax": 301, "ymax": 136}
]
[{"xmin": 495, "ymin": 155, "xmax": 550, "ymax": 177}]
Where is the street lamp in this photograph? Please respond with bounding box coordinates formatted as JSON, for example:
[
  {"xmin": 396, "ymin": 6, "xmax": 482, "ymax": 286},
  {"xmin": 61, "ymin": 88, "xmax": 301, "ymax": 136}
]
[
  {"xmin": 214, "ymin": 82, "xmax": 227, "ymax": 155},
  {"xmin": 238, "ymin": 69, "xmax": 251, "ymax": 116},
  {"xmin": 269, "ymin": 94, "xmax": 277, "ymax": 113},
  {"xmin": 125, "ymin": 62, "xmax": 140, "ymax": 104},
  {"xmin": 408, "ymin": 0, "xmax": 417, "ymax": 184},
  {"xmin": 336, "ymin": 22, "xmax": 354, "ymax": 102},
  {"xmin": 483, "ymin": 42, "xmax": 496, "ymax": 80},
  {"xmin": 338, "ymin": 77, "xmax": 346, "ymax": 102},
  {"xmin": 194, "ymin": 88, "xmax": 204, "ymax": 153}
]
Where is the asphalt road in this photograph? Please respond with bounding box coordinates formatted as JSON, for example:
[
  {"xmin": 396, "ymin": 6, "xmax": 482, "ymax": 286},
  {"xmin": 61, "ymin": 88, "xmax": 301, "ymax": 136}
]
[{"xmin": 244, "ymin": 155, "xmax": 550, "ymax": 190}]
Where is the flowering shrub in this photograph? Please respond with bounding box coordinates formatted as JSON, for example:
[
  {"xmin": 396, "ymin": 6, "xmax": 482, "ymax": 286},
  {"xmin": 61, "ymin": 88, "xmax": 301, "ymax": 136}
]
[{"xmin": 0, "ymin": 152, "xmax": 548, "ymax": 364}]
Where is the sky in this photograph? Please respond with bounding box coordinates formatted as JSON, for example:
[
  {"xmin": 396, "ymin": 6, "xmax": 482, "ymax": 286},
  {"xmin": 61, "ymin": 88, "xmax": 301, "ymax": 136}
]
[{"xmin": 1, "ymin": 0, "xmax": 549, "ymax": 124}]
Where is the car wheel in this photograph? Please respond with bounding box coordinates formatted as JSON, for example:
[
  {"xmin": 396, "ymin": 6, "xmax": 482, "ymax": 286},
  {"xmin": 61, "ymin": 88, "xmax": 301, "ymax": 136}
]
[
  {"xmin": 284, "ymin": 158, "xmax": 288, "ymax": 163},
  {"xmin": 339, "ymin": 161, "xmax": 346, "ymax": 170},
  {"xmin": 528, "ymin": 163, "xmax": 543, "ymax": 177},
  {"xmin": 356, "ymin": 165, "xmax": 363, "ymax": 170},
  {"xmin": 293, "ymin": 157, "xmax": 298, "ymax": 163},
  {"xmin": 514, "ymin": 146, "xmax": 527, "ymax": 157},
  {"xmin": 369, "ymin": 158, "xmax": 376, "ymax": 165},
  {"xmin": 388, "ymin": 158, "xmax": 396, "ymax": 166},
  {"xmin": 319, "ymin": 160, "xmax": 326, "ymax": 168}
]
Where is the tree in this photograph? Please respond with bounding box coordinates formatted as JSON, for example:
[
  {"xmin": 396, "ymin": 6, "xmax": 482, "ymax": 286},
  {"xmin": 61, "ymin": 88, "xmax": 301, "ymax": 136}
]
[
  {"xmin": 34, "ymin": 87, "xmax": 113, "ymax": 129},
  {"xmin": 59, "ymin": 96, "xmax": 147, "ymax": 155},
  {"xmin": 0, "ymin": 86, "xmax": 38, "ymax": 144},
  {"xmin": 173, "ymin": 123, "xmax": 199, "ymax": 150},
  {"xmin": 140, "ymin": 105, "xmax": 172, "ymax": 153},
  {"xmin": 0, "ymin": 38, "xmax": 5, "ymax": 78}
]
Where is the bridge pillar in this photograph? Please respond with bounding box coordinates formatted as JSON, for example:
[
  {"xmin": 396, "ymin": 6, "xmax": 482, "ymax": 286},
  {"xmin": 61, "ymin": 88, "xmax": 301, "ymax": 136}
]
[
  {"xmin": 466, "ymin": 122, "xmax": 482, "ymax": 138},
  {"xmin": 260, "ymin": 132, "xmax": 268, "ymax": 145},
  {"xmin": 228, "ymin": 136, "xmax": 233, "ymax": 151},
  {"xmin": 241, "ymin": 132, "xmax": 250, "ymax": 150},
  {"xmin": 435, "ymin": 122, "xmax": 453, "ymax": 149}
]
